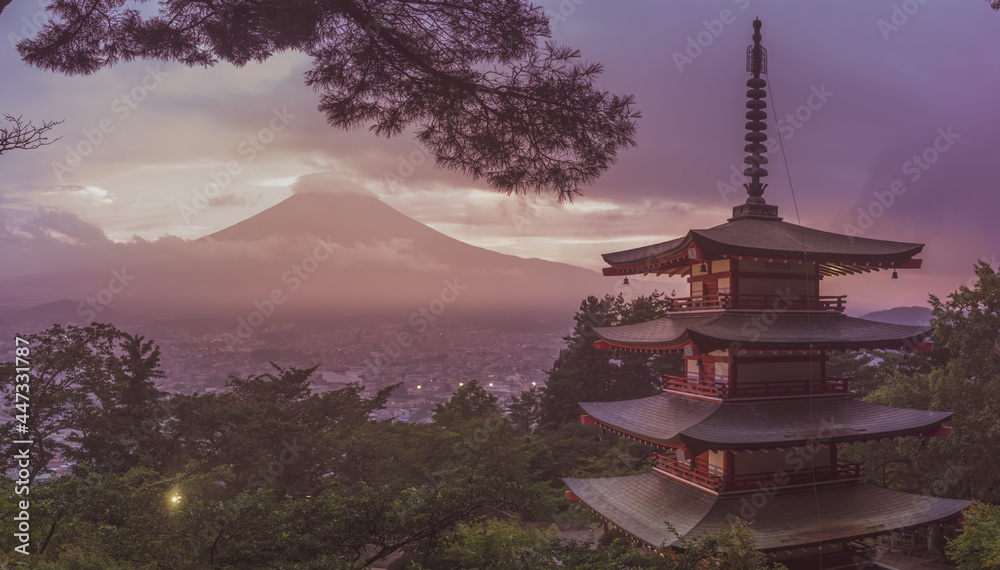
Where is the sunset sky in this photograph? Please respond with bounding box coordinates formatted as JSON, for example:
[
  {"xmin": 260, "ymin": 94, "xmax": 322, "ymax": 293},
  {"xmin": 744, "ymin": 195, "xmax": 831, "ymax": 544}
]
[{"xmin": 1, "ymin": 0, "xmax": 998, "ymax": 315}]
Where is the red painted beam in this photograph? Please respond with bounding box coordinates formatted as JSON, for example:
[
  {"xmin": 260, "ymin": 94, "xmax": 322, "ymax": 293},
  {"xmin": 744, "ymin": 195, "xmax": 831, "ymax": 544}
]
[
  {"xmin": 593, "ymin": 340, "xmax": 612, "ymax": 350},
  {"xmin": 920, "ymin": 425, "xmax": 952, "ymax": 438},
  {"xmin": 580, "ymin": 414, "xmax": 597, "ymax": 426},
  {"xmin": 565, "ymin": 490, "xmax": 581, "ymax": 502}
]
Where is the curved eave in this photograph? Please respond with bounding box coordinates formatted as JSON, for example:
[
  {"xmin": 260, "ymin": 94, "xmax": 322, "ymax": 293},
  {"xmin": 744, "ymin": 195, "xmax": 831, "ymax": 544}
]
[
  {"xmin": 581, "ymin": 395, "xmax": 953, "ymax": 450},
  {"xmin": 594, "ymin": 315, "xmax": 932, "ymax": 352},
  {"xmin": 692, "ymin": 229, "xmax": 924, "ymax": 266},
  {"xmin": 579, "ymin": 395, "xmax": 720, "ymax": 447},
  {"xmin": 566, "ymin": 473, "xmax": 968, "ymax": 551},
  {"xmin": 682, "ymin": 399, "xmax": 953, "ymax": 450},
  {"xmin": 593, "ymin": 315, "xmax": 720, "ymax": 351},
  {"xmin": 601, "ymin": 235, "xmax": 694, "ymax": 277},
  {"xmin": 600, "ymin": 219, "xmax": 925, "ymax": 277}
]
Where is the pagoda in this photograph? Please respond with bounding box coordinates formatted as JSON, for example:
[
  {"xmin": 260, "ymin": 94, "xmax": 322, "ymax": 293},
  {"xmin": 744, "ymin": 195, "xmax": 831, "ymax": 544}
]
[{"xmin": 564, "ymin": 19, "xmax": 967, "ymax": 569}]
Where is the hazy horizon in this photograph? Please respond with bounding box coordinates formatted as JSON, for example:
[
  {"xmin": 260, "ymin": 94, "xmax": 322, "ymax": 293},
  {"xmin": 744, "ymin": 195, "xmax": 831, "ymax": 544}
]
[{"xmin": 2, "ymin": 1, "xmax": 998, "ymax": 320}]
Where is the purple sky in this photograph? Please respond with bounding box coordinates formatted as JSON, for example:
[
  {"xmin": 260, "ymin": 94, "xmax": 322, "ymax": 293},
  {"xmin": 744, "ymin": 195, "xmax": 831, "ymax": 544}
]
[{"xmin": 1, "ymin": 0, "xmax": 998, "ymax": 315}]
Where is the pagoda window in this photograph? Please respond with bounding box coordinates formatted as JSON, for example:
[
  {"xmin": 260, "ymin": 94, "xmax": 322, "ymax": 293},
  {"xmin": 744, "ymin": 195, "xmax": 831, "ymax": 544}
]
[
  {"xmin": 685, "ymin": 358, "xmax": 700, "ymax": 380},
  {"xmin": 707, "ymin": 450, "xmax": 726, "ymax": 476},
  {"xmin": 691, "ymin": 281, "xmax": 703, "ymax": 299},
  {"xmin": 718, "ymin": 277, "xmax": 731, "ymax": 296},
  {"xmin": 711, "ymin": 259, "xmax": 730, "ymax": 273},
  {"xmin": 714, "ymin": 362, "xmax": 729, "ymax": 383}
]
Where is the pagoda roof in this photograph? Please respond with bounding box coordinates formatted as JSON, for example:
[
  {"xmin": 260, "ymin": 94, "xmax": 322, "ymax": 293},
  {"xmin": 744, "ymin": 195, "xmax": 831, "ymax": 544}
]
[
  {"xmin": 579, "ymin": 395, "xmax": 952, "ymax": 449},
  {"xmin": 593, "ymin": 313, "xmax": 932, "ymax": 351},
  {"xmin": 564, "ymin": 472, "xmax": 968, "ymax": 550},
  {"xmin": 602, "ymin": 217, "xmax": 923, "ymax": 277}
]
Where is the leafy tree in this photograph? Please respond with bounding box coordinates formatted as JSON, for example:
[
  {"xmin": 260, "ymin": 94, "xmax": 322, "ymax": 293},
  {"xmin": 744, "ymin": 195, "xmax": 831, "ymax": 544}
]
[
  {"xmin": 68, "ymin": 326, "xmax": 170, "ymax": 476},
  {"xmin": 432, "ymin": 379, "xmax": 501, "ymax": 428},
  {"xmin": 948, "ymin": 501, "xmax": 1000, "ymax": 569},
  {"xmin": 5, "ymin": 0, "xmax": 638, "ymax": 199},
  {"xmin": 826, "ymin": 343, "xmax": 951, "ymax": 399},
  {"xmin": 507, "ymin": 386, "xmax": 542, "ymax": 434},
  {"xmin": 539, "ymin": 292, "xmax": 679, "ymax": 428},
  {"xmin": 0, "ymin": 323, "xmax": 168, "ymax": 483},
  {"xmin": 165, "ymin": 364, "xmax": 397, "ymax": 495},
  {"xmin": 387, "ymin": 518, "xmax": 782, "ymax": 569},
  {"xmin": 842, "ymin": 261, "xmax": 1000, "ymax": 502},
  {"xmin": 428, "ymin": 517, "xmax": 558, "ymax": 569}
]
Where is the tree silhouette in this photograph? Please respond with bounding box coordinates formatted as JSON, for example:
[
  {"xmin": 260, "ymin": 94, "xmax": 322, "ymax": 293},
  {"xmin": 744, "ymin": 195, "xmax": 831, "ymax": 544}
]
[
  {"xmin": 6, "ymin": 0, "xmax": 638, "ymax": 200},
  {"xmin": 0, "ymin": 114, "xmax": 62, "ymax": 155}
]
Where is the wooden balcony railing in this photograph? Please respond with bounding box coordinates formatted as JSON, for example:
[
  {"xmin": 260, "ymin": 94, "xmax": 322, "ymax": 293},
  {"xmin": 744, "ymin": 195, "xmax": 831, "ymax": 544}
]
[
  {"xmin": 662, "ymin": 375, "xmax": 850, "ymax": 399},
  {"xmin": 664, "ymin": 294, "xmax": 846, "ymax": 313},
  {"xmin": 653, "ymin": 453, "xmax": 863, "ymax": 493},
  {"xmin": 653, "ymin": 453, "xmax": 725, "ymax": 491}
]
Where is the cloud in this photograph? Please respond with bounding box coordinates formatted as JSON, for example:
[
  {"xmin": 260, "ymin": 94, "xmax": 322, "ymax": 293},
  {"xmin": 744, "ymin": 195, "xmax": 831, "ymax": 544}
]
[
  {"xmin": 21, "ymin": 208, "xmax": 111, "ymax": 246},
  {"xmin": 290, "ymin": 172, "xmax": 377, "ymax": 197},
  {"xmin": 207, "ymin": 193, "xmax": 260, "ymax": 207}
]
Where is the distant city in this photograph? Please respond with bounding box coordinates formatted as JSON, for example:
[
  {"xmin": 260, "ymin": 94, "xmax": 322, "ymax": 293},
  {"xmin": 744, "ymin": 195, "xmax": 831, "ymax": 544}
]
[{"xmin": 0, "ymin": 320, "xmax": 564, "ymax": 427}]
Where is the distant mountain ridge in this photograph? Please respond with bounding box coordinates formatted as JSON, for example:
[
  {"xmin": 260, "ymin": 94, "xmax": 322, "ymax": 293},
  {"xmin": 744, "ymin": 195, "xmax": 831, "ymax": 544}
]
[
  {"xmin": 1, "ymin": 188, "xmax": 616, "ymax": 331},
  {"xmin": 860, "ymin": 306, "xmax": 933, "ymax": 327}
]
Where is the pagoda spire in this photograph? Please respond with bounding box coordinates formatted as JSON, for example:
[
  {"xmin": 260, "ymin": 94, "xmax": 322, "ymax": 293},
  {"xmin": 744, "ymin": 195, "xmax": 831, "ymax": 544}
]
[{"xmin": 732, "ymin": 17, "xmax": 779, "ymax": 220}]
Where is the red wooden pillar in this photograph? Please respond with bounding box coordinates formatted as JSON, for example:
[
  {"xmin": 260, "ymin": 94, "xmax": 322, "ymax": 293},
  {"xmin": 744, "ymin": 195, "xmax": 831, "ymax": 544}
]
[
  {"xmin": 731, "ymin": 258, "xmax": 740, "ymax": 306},
  {"xmin": 724, "ymin": 450, "xmax": 735, "ymax": 487},
  {"xmin": 820, "ymin": 348, "xmax": 827, "ymax": 390},
  {"xmin": 729, "ymin": 350, "xmax": 738, "ymax": 398}
]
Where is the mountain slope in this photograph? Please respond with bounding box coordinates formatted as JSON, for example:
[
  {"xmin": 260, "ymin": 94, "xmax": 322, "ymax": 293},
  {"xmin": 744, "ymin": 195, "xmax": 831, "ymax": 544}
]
[
  {"xmin": 860, "ymin": 306, "xmax": 933, "ymax": 327},
  {"xmin": 3, "ymin": 189, "xmax": 616, "ymax": 329}
]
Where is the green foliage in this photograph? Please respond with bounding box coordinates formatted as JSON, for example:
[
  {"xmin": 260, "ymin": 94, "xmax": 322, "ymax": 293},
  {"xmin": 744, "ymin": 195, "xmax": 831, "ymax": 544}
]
[
  {"xmin": 432, "ymin": 379, "xmax": 502, "ymax": 428},
  {"xmin": 507, "ymin": 387, "xmax": 542, "ymax": 434},
  {"xmin": 438, "ymin": 518, "xmax": 558, "ymax": 569},
  {"xmin": 842, "ymin": 261, "xmax": 1000, "ymax": 502},
  {"xmin": 0, "ymin": 324, "xmax": 168, "ymax": 482},
  {"xmin": 387, "ymin": 517, "xmax": 781, "ymax": 570},
  {"xmin": 539, "ymin": 293, "xmax": 680, "ymax": 428},
  {"xmin": 165, "ymin": 363, "xmax": 397, "ymax": 495},
  {"xmin": 0, "ymin": 322, "xmax": 780, "ymax": 568},
  {"xmin": 948, "ymin": 502, "xmax": 1000, "ymax": 569},
  {"xmin": 670, "ymin": 520, "xmax": 779, "ymax": 570}
]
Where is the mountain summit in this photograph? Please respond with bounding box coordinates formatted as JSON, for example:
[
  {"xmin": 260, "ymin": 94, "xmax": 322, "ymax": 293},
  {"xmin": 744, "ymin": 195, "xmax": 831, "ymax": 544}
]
[{"xmin": 3, "ymin": 188, "xmax": 615, "ymax": 330}]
